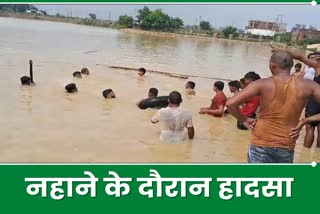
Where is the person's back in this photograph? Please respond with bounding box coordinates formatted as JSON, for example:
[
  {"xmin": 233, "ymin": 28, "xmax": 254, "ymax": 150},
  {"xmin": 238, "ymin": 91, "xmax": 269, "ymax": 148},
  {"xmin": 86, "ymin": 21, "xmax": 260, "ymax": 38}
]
[
  {"xmin": 252, "ymin": 75, "xmax": 306, "ymax": 150},
  {"xmin": 152, "ymin": 91, "xmax": 194, "ymax": 142},
  {"xmin": 226, "ymin": 50, "xmax": 320, "ymax": 163},
  {"xmin": 154, "ymin": 107, "xmax": 193, "ymax": 142}
]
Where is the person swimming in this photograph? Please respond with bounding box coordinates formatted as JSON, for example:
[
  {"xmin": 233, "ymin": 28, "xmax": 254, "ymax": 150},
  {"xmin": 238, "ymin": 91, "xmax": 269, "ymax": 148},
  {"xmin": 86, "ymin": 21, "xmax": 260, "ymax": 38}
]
[
  {"xmin": 65, "ymin": 83, "xmax": 78, "ymax": 93},
  {"xmin": 138, "ymin": 68, "xmax": 146, "ymax": 77},
  {"xmin": 102, "ymin": 89, "xmax": 116, "ymax": 99},
  {"xmin": 185, "ymin": 81, "xmax": 196, "ymax": 95},
  {"xmin": 81, "ymin": 68, "xmax": 90, "ymax": 75},
  {"xmin": 73, "ymin": 71, "xmax": 82, "ymax": 78},
  {"xmin": 20, "ymin": 76, "xmax": 32, "ymax": 85}
]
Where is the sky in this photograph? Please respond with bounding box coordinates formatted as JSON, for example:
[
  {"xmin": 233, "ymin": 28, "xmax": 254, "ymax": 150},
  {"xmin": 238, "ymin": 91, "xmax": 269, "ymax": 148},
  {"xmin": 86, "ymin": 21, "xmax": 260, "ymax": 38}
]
[{"xmin": 36, "ymin": 4, "xmax": 320, "ymax": 30}]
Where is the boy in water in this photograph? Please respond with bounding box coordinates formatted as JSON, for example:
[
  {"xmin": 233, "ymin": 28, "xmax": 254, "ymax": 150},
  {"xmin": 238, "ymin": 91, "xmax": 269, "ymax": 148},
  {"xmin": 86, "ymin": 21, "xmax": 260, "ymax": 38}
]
[
  {"xmin": 151, "ymin": 91, "xmax": 194, "ymax": 142},
  {"xmin": 81, "ymin": 68, "xmax": 90, "ymax": 75},
  {"xmin": 228, "ymin": 80, "xmax": 240, "ymax": 95},
  {"xmin": 102, "ymin": 89, "xmax": 116, "ymax": 99},
  {"xmin": 20, "ymin": 76, "xmax": 32, "ymax": 85},
  {"xmin": 185, "ymin": 81, "xmax": 196, "ymax": 95},
  {"xmin": 65, "ymin": 83, "xmax": 78, "ymax": 93},
  {"xmin": 136, "ymin": 88, "xmax": 159, "ymax": 106},
  {"xmin": 73, "ymin": 71, "xmax": 82, "ymax": 78},
  {"xmin": 138, "ymin": 68, "xmax": 146, "ymax": 77},
  {"xmin": 199, "ymin": 81, "xmax": 227, "ymax": 117}
]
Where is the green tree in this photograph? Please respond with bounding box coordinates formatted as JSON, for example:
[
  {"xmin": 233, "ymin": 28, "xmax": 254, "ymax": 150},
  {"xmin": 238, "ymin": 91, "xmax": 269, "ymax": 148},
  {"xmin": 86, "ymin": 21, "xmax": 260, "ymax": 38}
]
[
  {"xmin": 89, "ymin": 13, "xmax": 96, "ymax": 20},
  {"xmin": 170, "ymin": 17, "xmax": 184, "ymax": 31},
  {"xmin": 117, "ymin": 15, "xmax": 134, "ymax": 28},
  {"xmin": 222, "ymin": 26, "xmax": 237, "ymax": 38},
  {"xmin": 200, "ymin": 21, "xmax": 211, "ymax": 31}
]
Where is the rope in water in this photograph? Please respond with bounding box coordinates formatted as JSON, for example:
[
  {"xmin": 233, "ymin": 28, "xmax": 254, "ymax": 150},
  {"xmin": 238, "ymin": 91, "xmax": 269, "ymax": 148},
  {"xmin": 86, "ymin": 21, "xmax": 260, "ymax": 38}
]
[{"xmin": 96, "ymin": 64, "xmax": 233, "ymax": 82}]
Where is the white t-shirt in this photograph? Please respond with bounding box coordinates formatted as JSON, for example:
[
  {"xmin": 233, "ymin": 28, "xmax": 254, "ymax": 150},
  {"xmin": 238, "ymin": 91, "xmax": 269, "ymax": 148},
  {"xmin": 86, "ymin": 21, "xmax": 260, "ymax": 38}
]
[
  {"xmin": 303, "ymin": 67, "xmax": 316, "ymax": 80},
  {"xmin": 152, "ymin": 107, "xmax": 193, "ymax": 142}
]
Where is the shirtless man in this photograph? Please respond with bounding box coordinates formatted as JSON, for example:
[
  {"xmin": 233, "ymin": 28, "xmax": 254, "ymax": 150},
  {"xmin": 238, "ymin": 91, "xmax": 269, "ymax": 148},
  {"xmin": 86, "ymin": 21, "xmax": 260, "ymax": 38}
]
[{"xmin": 226, "ymin": 50, "xmax": 320, "ymax": 163}]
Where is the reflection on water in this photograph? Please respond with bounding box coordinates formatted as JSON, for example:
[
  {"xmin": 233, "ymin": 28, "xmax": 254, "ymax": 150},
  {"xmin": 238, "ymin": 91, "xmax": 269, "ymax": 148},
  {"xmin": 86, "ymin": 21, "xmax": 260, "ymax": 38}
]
[{"xmin": 0, "ymin": 17, "xmax": 318, "ymax": 163}]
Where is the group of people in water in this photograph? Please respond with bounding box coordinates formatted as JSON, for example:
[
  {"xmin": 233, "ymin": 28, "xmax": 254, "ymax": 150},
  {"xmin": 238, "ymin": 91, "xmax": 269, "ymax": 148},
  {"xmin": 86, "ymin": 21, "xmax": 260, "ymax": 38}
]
[{"xmin": 20, "ymin": 48, "xmax": 320, "ymax": 163}]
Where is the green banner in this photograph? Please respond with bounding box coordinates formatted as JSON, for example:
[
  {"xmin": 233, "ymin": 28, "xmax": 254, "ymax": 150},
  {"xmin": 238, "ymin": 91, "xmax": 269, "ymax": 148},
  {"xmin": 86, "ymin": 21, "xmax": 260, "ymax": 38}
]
[
  {"xmin": 0, "ymin": 0, "xmax": 318, "ymax": 4},
  {"xmin": 0, "ymin": 163, "xmax": 318, "ymax": 214}
]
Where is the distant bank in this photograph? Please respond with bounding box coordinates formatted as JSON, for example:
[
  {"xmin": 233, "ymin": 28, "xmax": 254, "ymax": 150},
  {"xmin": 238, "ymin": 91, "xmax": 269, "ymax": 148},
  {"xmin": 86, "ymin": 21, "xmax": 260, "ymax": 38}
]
[{"xmin": 0, "ymin": 12, "xmax": 304, "ymax": 51}]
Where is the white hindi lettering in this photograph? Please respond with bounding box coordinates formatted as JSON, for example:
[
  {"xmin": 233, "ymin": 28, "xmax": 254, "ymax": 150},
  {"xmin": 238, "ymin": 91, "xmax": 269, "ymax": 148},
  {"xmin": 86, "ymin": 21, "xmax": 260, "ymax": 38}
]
[
  {"xmin": 261, "ymin": 178, "xmax": 294, "ymax": 198},
  {"xmin": 137, "ymin": 169, "xmax": 212, "ymax": 198},
  {"xmin": 217, "ymin": 178, "xmax": 294, "ymax": 200},
  {"xmin": 103, "ymin": 171, "xmax": 132, "ymax": 197},
  {"xmin": 25, "ymin": 171, "xmax": 98, "ymax": 200}
]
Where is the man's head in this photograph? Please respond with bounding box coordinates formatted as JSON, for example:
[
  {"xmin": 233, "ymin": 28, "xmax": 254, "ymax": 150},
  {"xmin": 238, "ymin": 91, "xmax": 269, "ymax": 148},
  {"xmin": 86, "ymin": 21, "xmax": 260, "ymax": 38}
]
[
  {"xmin": 168, "ymin": 91, "xmax": 183, "ymax": 106},
  {"xmin": 102, "ymin": 89, "xmax": 116, "ymax": 99},
  {"xmin": 294, "ymin": 63, "xmax": 302, "ymax": 72},
  {"xmin": 308, "ymin": 52, "xmax": 320, "ymax": 62},
  {"xmin": 185, "ymin": 81, "xmax": 196, "ymax": 89},
  {"xmin": 148, "ymin": 88, "xmax": 158, "ymax": 98},
  {"xmin": 138, "ymin": 68, "xmax": 146, "ymax": 76},
  {"xmin": 65, "ymin": 83, "xmax": 78, "ymax": 93},
  {"xmin": 81, "ymin": 68, "xmax": 90, "ymax": 75},
  {"xmin": 244, "ymin": 71, "xmax": 261, "ymax": 86},
  {"xmin": 240, "ymin": 78, "xmax": 246, "ymax": 89},
  {"xmin": 269, "ymin": 51, "xmax": 294, "ymax": 75},
  {"xmin": 213, "ymin": 81, "xmax": 224, "ymax": 92},
  {"xmin": 20, "ymin": 76, "xmax": 31, "ymax": 85},
  {"xmin": 73, "ymin": 71, "xmax": 82, "ymax": 78},
  {"xmin": 228, "ymin": 80, "xmax": 240, "ymax": 93}
]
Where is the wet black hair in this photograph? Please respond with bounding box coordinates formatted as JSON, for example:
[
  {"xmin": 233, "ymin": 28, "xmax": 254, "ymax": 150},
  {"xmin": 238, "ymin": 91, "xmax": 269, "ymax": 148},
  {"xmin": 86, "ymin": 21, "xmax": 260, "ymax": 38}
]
[
  {"xmin": 186, "ymin": 81, "xmax": 196, "ymax": 89},
  {"xmin": 228, "ymin": 80, "xmax": 241, "ymax": 90},
  {"xmin": 294, "ymin": 63, "xmax": 302, "ymax": 69},
  {"xmin": 65, "ymin": 83, "xmax": 78, "ymax": 93},
  {"xmin": 73, "ymin": 71, "xmax": 82, "ymax": 77},
  {"xmin": 169, "ymin": 91, "xmax": 183, "ymax": 105},
  {"xmin": 20, "ymin": 76, "xmax": 31, "ymax": 85},
  {"xmin": 138, "ymin": 67, "xmax": 146, "ymax": 74},
  {"xmin": 244, "ymin": 71, "xmax": 261, "ymax": 81},
  {"xmin": 81, "ymin": 68, "xmax": 89, "ymax": 74},
  {"xmin": 148, "ymin": 88, "xmax": 158, "ymax": 97},
  {"xmin": 214, "ymin": 81, "xmax": 224, "ymax": 91},
  {"xmin": 102, "ymin": 89, "xmax": 114, "ymax": 98}
]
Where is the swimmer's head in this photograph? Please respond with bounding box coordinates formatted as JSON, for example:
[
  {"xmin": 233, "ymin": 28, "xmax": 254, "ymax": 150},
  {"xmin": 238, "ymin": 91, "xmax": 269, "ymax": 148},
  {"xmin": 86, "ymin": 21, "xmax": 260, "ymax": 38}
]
[
  {"xmin": 294, "ymin": 63, "xmax": 302, "ymax": 72},
  {"xmin": 73, "ymin": 71, "xmax": 82, "ymax": 78},
  {"xmin": 213, "ymin": 81, "xmax": 224, "ymax": 92},
  {"xmin": 102, "ymin": 89, "xmax": 116, "ymax": 99},
  {"xmin": 81, "ymin": 68, "xmax": 90, "ymax": 75},
  {"xmin": 185, "ymin": 81, "xmax": 196, "ymax": 89},
  {"xmin": 138, "ymin": 68, "xmax": 146, "ymax": 76},
  {"xmin": 148, "ymin": 88, "xmax": 158, "ymax": 98},
  {"xmin": 269, "ymin": 50, "xmax": 294, "ymax": 75},
  {"xmin": 228, "ymin": 80, "xmax": 240, "ymax": 93},
  {"xmin": 20, "ymin": 76, "xmax": 31, "ymax": 85},
  {"xmin": 240, "ymin": 78, "xmax": 246, "ymax": 89},
  {"xmin": 244, "ymin": 71, "xmax": 261, "ymax": 85},
  {"xmin": 65, "ymin": 83, "xmax": 78, "ymax": 93},
  {"xmin": 168, "ymin": 91, "xmax": 183, "ymax": 106}
]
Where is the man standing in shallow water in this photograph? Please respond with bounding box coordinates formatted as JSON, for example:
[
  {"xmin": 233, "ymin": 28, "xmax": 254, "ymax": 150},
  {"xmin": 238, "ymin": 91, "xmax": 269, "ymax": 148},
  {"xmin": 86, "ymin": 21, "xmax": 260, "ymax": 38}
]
[
  {"xmin": 151, "ymin": 91, "xmax": 194, "ymax": 142},
  {"xmin": 226, "ymin": 50, "xmax": 320, "ymax": 163}
]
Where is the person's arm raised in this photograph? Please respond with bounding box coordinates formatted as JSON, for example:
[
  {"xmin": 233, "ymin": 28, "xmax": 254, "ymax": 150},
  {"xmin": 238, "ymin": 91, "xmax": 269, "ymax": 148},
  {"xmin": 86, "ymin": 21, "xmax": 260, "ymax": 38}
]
[
  {"xmin": 291, "ymin": 52, "xmax": 320, "ymax": 72},
  {"xmin": 226, "ymin": 80, "xmax": 262, "ymax": 128}
]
